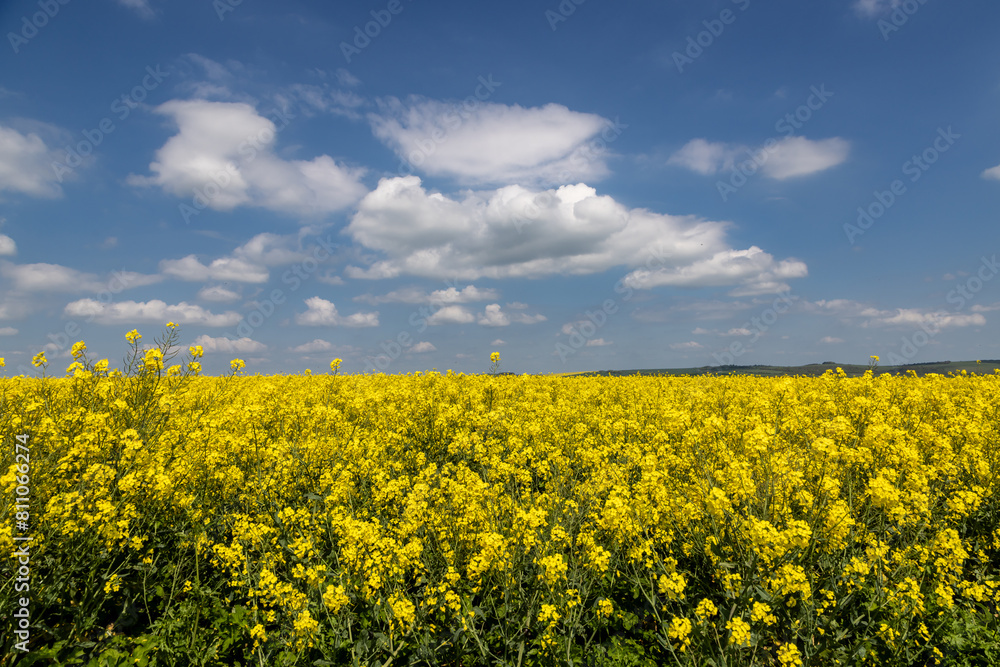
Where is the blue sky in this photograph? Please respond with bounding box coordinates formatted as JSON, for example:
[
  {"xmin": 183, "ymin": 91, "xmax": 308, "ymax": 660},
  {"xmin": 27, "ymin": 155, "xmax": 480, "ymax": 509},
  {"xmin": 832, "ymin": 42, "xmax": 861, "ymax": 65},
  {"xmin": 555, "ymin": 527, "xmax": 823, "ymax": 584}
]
[{"xmin": 1, "ymin": 0, "xmax": 999, "ymax": 375}]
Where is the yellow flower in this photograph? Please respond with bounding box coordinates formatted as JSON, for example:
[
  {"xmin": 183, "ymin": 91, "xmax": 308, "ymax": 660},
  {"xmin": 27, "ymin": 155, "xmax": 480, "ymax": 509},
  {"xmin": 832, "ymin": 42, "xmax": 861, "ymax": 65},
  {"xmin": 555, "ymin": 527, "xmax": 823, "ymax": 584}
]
[
  {"xmin": 0, "ymin": 357, "xmax": 4, "ymax": 367},
  {"xmin": 667, "ymin": 617, "xmax": 693, "ymax": 651},
  {"xmin": 777, "ymin": 642, "xmax": 803, "ymax": 666},
  {"xmin": 143, "ymin": 349, "xmax": 164, "ymax": 372},
  {"xmin": 126, "ymin": 329, "xmax": 141, "ymax": 344},
  {"xmin": 104, "ymin": 574, "xmax": 122, "ymax": 594},
  {"xmin": 230, "ymin": 359, "xmax": 245, "ymax": 372},
  {"xmin": 695, "ymin": 598, "xmax": 718, "ymax": 621},
  {"xmin": 94, "ymin": 359, "xmax": 109, "ymax": 373},
  {"xmin": 189, "ymin": 345, "xmax": 204, "ymax": 359},
  {"xmin": 31, "ymin": 351, "xmax": 47, "ymax": 367},
  {"xmin": 71, "ymin": 341, "xmax": 87, "ymax": 359},
  {"xmin": 490, "ymin": 351, "xmax": 500, "ymax": 364},
  {"xmin": 330, "ymin": 358, "xmax": 342, "ymax": 373},
  {"xmin": 726, "ymin": 617, "xmax": 752, "ymax": 648},
  {"xmin": 187, "ymin": 361, "xmax": 201, "ymax": 375},
  {"xmin": 166, "ymin": 321, "xmax": 177, "ymax": 328}
]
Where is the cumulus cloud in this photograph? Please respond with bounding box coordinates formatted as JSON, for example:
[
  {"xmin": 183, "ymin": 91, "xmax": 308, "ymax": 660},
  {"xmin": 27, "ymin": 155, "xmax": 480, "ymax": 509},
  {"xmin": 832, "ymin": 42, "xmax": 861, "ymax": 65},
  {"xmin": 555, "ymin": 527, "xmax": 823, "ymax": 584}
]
[
  {"xmin": 354, "ymin": 284, "xmax": 500, "ymax": 306},
  {"xmin": 0, "ymin": 125, "xmax": 63, "ymax": 198},
  {"xmin": 982, "ymin": 164, "xmax": 1000, "ymax": 181},
  {"xmin": 586, "ymin": 338, "xmax": 612, "ymax": 347},
  {"xmin": 668, "ymin": 136, "xmax": 849, "ymax": 180},
  {"xmin": 161, "ymin": 255, "xmax": 268, "ymax": 283},
  {"xmin": 811, "ymin": 299, "xmax": 986, "ymax": 329},
  {"xmin": 370, "ymin": 98, "xmax": 613, "ymax": 185},
  {"xmin": 491, "ymin": 339, "xmax": 506, "ymax": 346},
  {"xmin": 161, "ymin": 232, "xmax": 322, "ymax": 284},
  {"xmin": 623, "ymin": 247, "xmax": 808, "ymax": 297},
  {"xmin": 0, "ymin": 262, "xmax": 162, "ymax": 293},
  {"xmin": 0, "ymin": 326, "xmax": 17, "ymax": 335},
  {"xmin": 426, "ymin": 305, "xmax": 476, "ymax": 325},
  {"xmin": 410, "ymin": 341, "xmax": 436, "ymax": 353},
  {"xmin": 819, "ymin": 336, "xmax": 844, "ymax": 344},
  {"xmin": 129, "ymin": 100, "xmax": 367, "ymax": 216},
  {"xmin": 64, "ymin": 299, "xmax": 241, "ymax": 326},
  {"xmin": 295, "ymin": 297, "xmax": 378, "ymax": 327},
  {"xmin": 198, "ymin": 284, "xmax": 241, "ymax": 302},
  {"xmin": 0, "ymin": 235, "xmax": 16, "ymax": 256},
  {"xmin": 192, "ymin": 334, "xmax": 266, "ymax": 353},
  {"xmin": 669, "ymin": 341, "xmax": 703, "ymax": 350},
  {"xmin": 345, "ymin": 176, "xmax": 805, "ymax": 295},
  {"xmin": 478, "ymin": 303, "xmax": 509, "ymax": 327},
  {"xmin": 289, "ymin": 339, "xmax": 334, "ymax": 353}
]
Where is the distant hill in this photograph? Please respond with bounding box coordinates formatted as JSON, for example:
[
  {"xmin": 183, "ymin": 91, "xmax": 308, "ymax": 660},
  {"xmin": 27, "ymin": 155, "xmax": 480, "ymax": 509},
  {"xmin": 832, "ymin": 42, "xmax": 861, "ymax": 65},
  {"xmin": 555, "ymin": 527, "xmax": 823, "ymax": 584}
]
[{"xmin": 561, "ymin": 360, "xmax": 1000, "ymax": 379}]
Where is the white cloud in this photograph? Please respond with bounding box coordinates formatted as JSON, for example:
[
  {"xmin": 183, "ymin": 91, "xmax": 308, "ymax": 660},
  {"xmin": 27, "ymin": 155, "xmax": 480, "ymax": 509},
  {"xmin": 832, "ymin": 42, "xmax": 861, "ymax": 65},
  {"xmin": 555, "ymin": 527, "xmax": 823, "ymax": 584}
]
[
  {"xmin": 819, "ymin": 336, "xmax": 844, "ymax": 344},
  {"xmin": 289, "ymin": 338, "xmax": 334, "ymax": 353},
  {"xmin": 162, "ymin": 232, "xmax": 327, "ymax": 285},
  {"xmin": 161, "ymin": 255, "xmax": 269, "ymax": 283},
  {"xmin": 623, "ymin": 247, "xmax": 808, "ymax": 297},
  {"xmin": 764, "ymin": 137, "xmax": 850, "ymax": 179},
  {"xmin": 478, "ymin": 303, "xmax": 509, "ymax": 327},
  {"xmin": 970, "ymin": 302, "xmax": 1000, "ymax": 313},
  {"xmin": 410, "ymin": 341, "xmax": 436, "ymax": 353},
  {"xmin": 491, "ymin": 339, "xmax": 506, "ymax": 346},
  {"xmin": 370, "ymin": 98, "xmax": 612, "ymax": 185},
  {"xmin": 129, "ymin": 99, "xmax": 367, "ymax": 216},
  {"xmin": 295, "ymin": 297, "xmax": 378, "ymax": 327},
  {"xmin": 192, "ymin": 334, "xmax": 266, "ymax": 354},
  {"xmin": 426, "ymin": 305, "xmax": 476, "ymax": 325},
  {"xmin": 0, "ymin": 125, "xmax": 63, "ymax": 198},
  {"xmin": 811, "ymin": 299, "xmax": 986, "ymax": 329},
  {"xmin": 981, "ymin": 164, "xmax": 1000, "ymax": 181},
  {"xmin": 0, "ymin": 326, "xmax": 17, "ymax": 335},
  {"xmin": 586, "ymin": 338, "xmax": 612, "ymax": 347},
  {"xmin": 667, "ymin": 139, "xmax": 739, "ymax": 175},
  {"xmin": 669, "ymin": 136, "xmax": 849, "ymax": 180},
  {"xmin": 670, "ymin": 341, "xmax": 703, "ymax": 350},
  {"xmin": 1, "ymin": 262, "xmax": 102, "ymax": 292},
  {"xmin": 345, "ymin": 176, "xmax": 805, "ymax": 294},
  {"xmin": 354, "ymin": 284, "xmax": 500, "ymax": 306},
  {"xmin": 64, "ymin": 299, "xmax": 241, "ymax": 326},
  {"xmin": 0, "ymin": 235, "xmax": 16, "ymax": 256},
  {"xmin": 198, "ymin": 284, "xmax": 241, "ymax": 302}
]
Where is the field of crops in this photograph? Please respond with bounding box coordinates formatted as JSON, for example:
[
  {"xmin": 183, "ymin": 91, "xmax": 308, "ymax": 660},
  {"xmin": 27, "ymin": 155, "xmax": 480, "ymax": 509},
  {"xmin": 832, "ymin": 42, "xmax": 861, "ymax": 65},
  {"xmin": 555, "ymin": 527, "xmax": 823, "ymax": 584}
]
[{"xmin": 2, "ymin": 327, "xmax": 999, "ymax": 666}]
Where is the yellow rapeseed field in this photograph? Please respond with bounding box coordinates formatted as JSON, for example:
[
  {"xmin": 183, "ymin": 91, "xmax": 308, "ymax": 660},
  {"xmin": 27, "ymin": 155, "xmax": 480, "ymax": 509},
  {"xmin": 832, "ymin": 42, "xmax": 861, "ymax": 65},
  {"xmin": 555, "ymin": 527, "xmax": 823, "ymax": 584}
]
[{"xmin": 1, "ymin": 326, "xmax": 999, "ymax": 666}]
